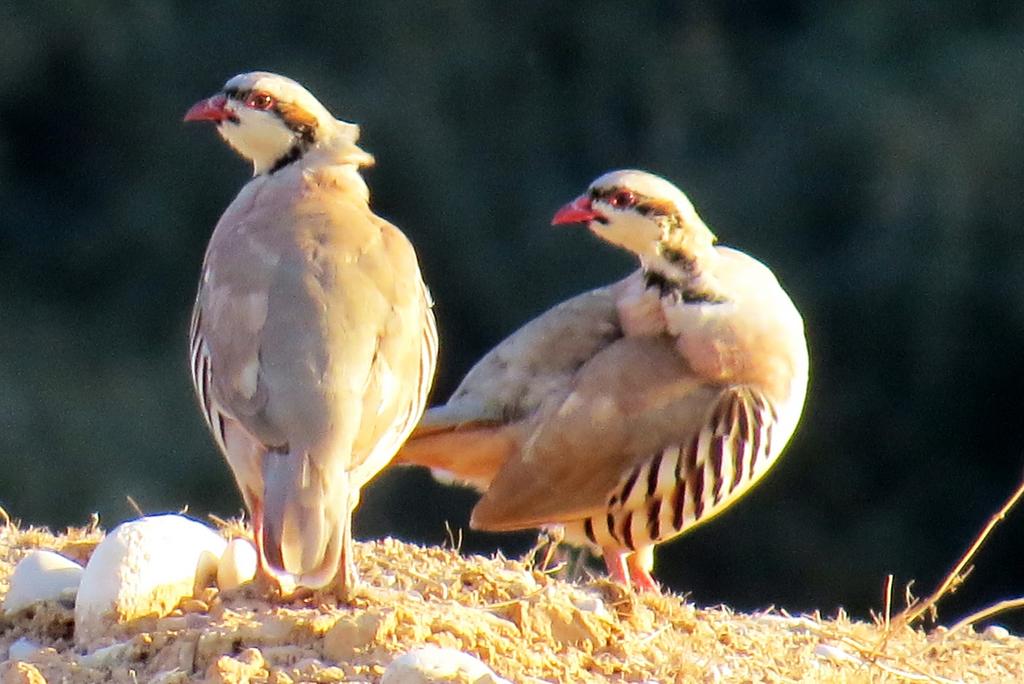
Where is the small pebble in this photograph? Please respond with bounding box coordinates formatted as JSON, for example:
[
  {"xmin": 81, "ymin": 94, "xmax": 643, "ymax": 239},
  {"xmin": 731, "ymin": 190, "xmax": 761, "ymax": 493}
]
[
  {"xmin": 983, "ymin": 624, "xmax": 1011, "ymax": 641},
  {"xmin": 0, "ymin": 661, "xmax": 47, "ymax": 684},
  {"xmin": 382, "ymin": 646, "xmax": 511, "ymax": 684},
  {"xmin": 198, "ymin": 587, "xmax": 220, "ymax": 604},
  {"xmin": 149, "ymin": 670, "xmax": 190, "ymax": 684},
  {"xmin": 323, "ymin": 610, "xmax": 396, "ymax": 661},
  {"xmin": 77, "ymin": 641, "xmax": 133, "ymax": 668},
  {"xmin": 570, "ymin": 593, "xmax": 612, "ymax": 620},
  {"xmin": 3, "ymin": 550, "xmax": 84, "ymax": 615},
  {"xmin": 814, "ymin": 642, "xmax": 861, "ymax": 665},
  {"xmin": 180, "ymin": 598, "xmax": 209, "ymax": 614},
  {"xmin": 156, "ymin": 616, "xmax": 190, "ymax": 631},
  {"xmin": 268, "ymin": 672, "xmax": 295, "ymax": 684},
  {"xmin": 7, "ymin": 638, "xmax": 44, "ymax": 662},
  {"xmin": 217, "ymin": 537, "xmax": 258, "ymax": 591},
  {"xmin": 236, "ymin": 648, "xmax": 264, "ymax": 668}
]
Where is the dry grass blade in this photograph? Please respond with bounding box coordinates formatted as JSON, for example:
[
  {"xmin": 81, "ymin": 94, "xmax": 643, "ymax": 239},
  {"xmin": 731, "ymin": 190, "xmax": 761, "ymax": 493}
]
[
  {"xmin": 883, "ymin": 573, "xmax": 894, "ymax": 629},
  {"xmin": 208, "ymin": 513, "xmax": 251, "ymax": 539},
  {"xmin": 947, "ymin": 596, "xmax": 1024, "ymax": 636},
  {"xmin": 894, "ymin": 474, "xmax": 1024, "ymax": 628},
  {"xmin": 207, "ymin": 513, "xmax": 232, "ymax": 528},
  {"xmin": 126, "ymin": 495, "xmax": 145, "ymax": 517},
  {"xmin": 443, "ymin": 520, "xmax": 463, "ymax": 551}
]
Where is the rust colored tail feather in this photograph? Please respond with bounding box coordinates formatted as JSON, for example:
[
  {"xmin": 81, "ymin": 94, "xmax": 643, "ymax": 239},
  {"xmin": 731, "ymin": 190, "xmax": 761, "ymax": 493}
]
[{"xmin": 394, "ymin": 421, "xmax": 517, "ymax": 492}]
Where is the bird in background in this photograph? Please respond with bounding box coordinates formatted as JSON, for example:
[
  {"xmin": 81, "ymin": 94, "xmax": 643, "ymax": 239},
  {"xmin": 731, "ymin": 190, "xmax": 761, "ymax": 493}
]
[
  {"xmin": 184, "ymin": 72, "xmax": 437, "ymax": 598},
  {"xmin": 395, "ymin": 170, "xmax": 807, "ymax": 591}
]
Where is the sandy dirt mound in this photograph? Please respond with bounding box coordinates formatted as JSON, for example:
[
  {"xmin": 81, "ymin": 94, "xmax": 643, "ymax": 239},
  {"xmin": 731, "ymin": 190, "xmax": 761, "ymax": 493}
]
[{"xmin": 1, "ymin": 518, "xmax": 1021, "ymax": 683}]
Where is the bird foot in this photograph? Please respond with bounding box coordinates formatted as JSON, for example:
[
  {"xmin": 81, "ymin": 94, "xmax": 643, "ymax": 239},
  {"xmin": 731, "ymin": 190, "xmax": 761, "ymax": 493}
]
[
  {"xmin": 627, "ymin": 566, "xmax": 661, "ymax": 593},
  {"xmin": 626, "ymin": 547, "xmax": 660, "ymax": 593},
  {"xmin": 603, "ymin": 547, "xmax": 661, "ymax": 593},
  {"xmin": 525, "ymin": 527, "xmax": 566, "ymax": 573}
]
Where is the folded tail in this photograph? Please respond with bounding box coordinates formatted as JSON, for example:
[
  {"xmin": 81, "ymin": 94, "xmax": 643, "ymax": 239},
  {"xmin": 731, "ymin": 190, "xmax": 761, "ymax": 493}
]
[{"xmin": 259, "ymin": 450, "xmax": 353, "ymax": 595}]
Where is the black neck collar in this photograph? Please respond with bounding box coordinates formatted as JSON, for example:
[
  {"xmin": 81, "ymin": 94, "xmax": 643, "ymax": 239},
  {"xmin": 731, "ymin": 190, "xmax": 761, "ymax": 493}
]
[
  {"xmin": 268, "ymin": 142, "xmax": 308, "ymax": 175},
  {"xmin": 643, "ymin": 269, "xmax": 726, "ymax": 304}
]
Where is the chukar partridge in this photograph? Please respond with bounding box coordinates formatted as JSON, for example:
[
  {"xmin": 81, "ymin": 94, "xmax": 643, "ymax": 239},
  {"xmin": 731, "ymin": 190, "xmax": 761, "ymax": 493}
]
[
  {"xmin": 396, "ymin": 170, "xmax": 807, "ymax": 590},
  {"xmin": 184, "ymin": 72, "xmax": 437, "ymax": 597}
]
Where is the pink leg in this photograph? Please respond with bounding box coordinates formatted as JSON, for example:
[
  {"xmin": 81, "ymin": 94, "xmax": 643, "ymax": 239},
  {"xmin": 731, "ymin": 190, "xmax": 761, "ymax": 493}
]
[
  {"xmin": 249, "ymin": 496, "xmax": 270, "ymax": 573},
  {"xmin": 603, "ymin": 547, "xmax": 632, "ymax": 590},
  {"xmin": 247, "ymin": 498, "xmax": 281, "ymax": 594},
  {"xmin": 627, "ymin": 546, "xmax": 660, "ymax": 593}
]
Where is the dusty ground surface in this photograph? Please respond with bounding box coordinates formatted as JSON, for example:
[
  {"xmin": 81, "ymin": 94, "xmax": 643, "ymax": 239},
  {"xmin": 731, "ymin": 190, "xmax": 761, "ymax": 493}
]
[{"xmin": 1, "ymin": 516, "xmax": 1022, "ymax": 683}]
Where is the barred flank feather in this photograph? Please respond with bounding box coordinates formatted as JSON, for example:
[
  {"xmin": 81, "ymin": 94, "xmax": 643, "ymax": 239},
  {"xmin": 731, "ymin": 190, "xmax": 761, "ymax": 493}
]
[
  {"xmin": 584, "ymin": 387, "xmax": 780, "ymax": 551},
  {"xmin": 188, "ymin": 304, "xmax": 229, "ymax": 456}
]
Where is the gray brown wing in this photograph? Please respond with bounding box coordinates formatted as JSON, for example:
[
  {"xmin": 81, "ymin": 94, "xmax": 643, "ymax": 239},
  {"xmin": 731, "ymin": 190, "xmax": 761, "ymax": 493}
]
[
  {"xmin": 430, "ymin": 274, "xmax": 629, "ymax": 427},
  {"xmin": 393, "ymin": 275, "xmax": 630, "ymax": 484},
  {"xmin": 470, "ymin": 335, "xmax": 726, "ymax": 529}
]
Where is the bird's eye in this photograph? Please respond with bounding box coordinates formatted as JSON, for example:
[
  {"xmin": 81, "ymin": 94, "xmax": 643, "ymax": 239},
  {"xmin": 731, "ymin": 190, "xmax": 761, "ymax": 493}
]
[
  {"xmin": 608, "ymin": 190, "xmax": 637, "ymax": 209},
  {"xmin": 245, "ymin": 92, "xmax": 275, "ymax": 110}
]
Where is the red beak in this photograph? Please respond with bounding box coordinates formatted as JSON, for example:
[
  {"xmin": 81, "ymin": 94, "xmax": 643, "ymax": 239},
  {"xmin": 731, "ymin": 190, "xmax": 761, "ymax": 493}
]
[
  {"xmin": 552, "ymin": 195, "xmax": 601, "ymax": 225},
  {"xmin": 183, "ymin": 94, "xmax": 231, "ymax": 123}
]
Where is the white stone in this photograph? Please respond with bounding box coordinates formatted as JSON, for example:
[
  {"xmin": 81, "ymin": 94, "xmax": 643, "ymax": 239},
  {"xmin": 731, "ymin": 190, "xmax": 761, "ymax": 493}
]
[
  {"xmin": 382, "ymin": 647, "xmax": 510, "ymax": 684},
  {"xmin": 570, "ymin": 592, "xmax": 612, "ymax": 620},
  {"xmin": 2, "ymin": 550, "xmax": 84, "ymax": 614},
  {"xmin": 216, "ymin": 537, "xmax": 258, "ymax": 591},
  {"xmin": 77, "ymin": 640, "xmax": 133, "ymax": 668},
  {"xmin": 74, "ymin": 514, "xmax": 226, "ymax": 645},
  {"xmin": 7, "ymin": 638, "xmax": 44, "ymax": 662},
  {"xmin": 983, "ymin": 624, "xmax": 1011, "ymax": 641},
  {"xmin": 814, "ymin": 642, "xmax": 861, "ymax": 665}
]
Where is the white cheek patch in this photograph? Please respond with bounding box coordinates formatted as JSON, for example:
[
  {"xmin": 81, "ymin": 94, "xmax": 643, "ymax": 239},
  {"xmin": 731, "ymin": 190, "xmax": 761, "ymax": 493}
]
[
  {"xmin": 591, "ymin": 209, "xmax": 662, "ymax": 258},
  {"xmin": 217, "ymin": 108, "xmax": 296, "ymax": 173}
]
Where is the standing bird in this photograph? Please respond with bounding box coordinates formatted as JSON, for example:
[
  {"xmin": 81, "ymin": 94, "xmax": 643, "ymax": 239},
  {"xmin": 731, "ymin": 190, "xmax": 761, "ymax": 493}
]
[
  {"xmin": 184, "ymin": 72, "xmax": 437, "ymax": 598},
  {"xmin": 396, "ymin": 170, "xmax": 807, "ymax": 591}
]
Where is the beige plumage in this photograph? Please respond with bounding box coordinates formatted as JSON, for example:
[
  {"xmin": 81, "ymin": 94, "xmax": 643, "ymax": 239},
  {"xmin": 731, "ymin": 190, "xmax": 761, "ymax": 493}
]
[
  {"xmin": 396, "ymin": 170, "xmax": 807, "ymax": 590},
  {"xmin": 185, "ymin": 72, "xmax": 437, "ymax": 597}
]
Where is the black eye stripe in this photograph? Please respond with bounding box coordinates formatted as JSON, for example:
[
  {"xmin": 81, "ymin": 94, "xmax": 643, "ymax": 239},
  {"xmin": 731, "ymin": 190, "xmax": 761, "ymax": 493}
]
[
  {"xmin": 222, "ymin": 88, "xmax": 312, "ymax": 139},
  {"xmin": 591, "ymin": 187, "xmax": 646, "ymax": 202},
  {"xmin": 227, "ymin": 88, "xmax": 273, "ymax": 108},
  {"xmin": 590, "ymin": 188, "xmax": 668, "ymax": 216}
]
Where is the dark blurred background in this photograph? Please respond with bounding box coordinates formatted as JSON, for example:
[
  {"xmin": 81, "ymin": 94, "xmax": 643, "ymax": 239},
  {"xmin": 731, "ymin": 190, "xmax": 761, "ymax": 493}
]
[{"xmin": 3, "ymin": 1, "xmax": 1024, "ymax": 626}]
